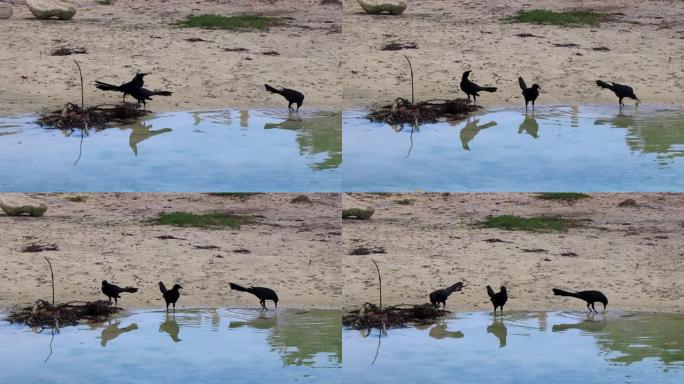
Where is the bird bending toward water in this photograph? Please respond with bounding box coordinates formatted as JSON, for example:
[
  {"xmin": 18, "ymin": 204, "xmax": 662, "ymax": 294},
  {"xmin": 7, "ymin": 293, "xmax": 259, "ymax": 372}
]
[
  {"xmin": 552, "ymin": 288, "xmax": 608, "ymax": 313},
  {"xmin": 265, "ymin": 84, "xmax": 305, "ymax": 112},
  {"xmin": 596, "ymin": 80, "xmax": 638, "ymax": 108},
  {"xmin": 230, "ymin": 282, "xmax": 279, "ymax": 310}
]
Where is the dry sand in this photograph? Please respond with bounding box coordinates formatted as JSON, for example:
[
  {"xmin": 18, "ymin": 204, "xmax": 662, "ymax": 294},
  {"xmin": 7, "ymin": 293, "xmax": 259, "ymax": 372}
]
[
  {"xmin": 2, "ymin": 1, "xmax": 683, "ymax": 116},
  {"xmin": 343, "ymin": 193, "xmax": 684, "ymax": 313},
  {"xmin": 0, "ymin": 193, "xmax": 341, "ymax": 309},
  {"xmin": 341, "ymin": 0, "xmax": 684, "ymax": 109},
  {"xmin": 0, "ymin": 0, "xmax": 342, "ymax": 115}
]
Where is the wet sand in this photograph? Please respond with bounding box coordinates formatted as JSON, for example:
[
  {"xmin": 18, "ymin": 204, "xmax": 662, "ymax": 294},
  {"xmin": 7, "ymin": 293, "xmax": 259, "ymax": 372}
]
[
  {"xmin": 343, "ymin": 193, "xmax": 684, "ymax": 313},
  {"xmin": 0, "ymin": 193, "xmax": 341, "ymax": 309}
]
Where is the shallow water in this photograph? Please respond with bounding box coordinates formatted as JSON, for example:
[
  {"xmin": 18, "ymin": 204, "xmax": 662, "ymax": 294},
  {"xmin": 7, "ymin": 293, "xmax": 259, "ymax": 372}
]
[
  {"xmin": 0, "ymin": 110, "xmax": 341, "ymax": 192},
  {"xmin": 343, "ymin": 106, "xmax": 684, "ymax": 191},
  {"xmin": 344, "ymin": 311, "xmax": 684, "ymax": 384},
  {"xmin": 0, "ymin": 308, "xmax": 341, "ymax": 384}
]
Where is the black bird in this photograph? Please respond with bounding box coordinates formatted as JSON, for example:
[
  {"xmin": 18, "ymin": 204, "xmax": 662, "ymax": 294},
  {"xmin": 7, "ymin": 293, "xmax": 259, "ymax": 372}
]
[
  {"xmin": 596, "ymin": 80, "xmax": 639, "ymax": 108},
  {"xmin": 159, "ymin": 281, "xmax": 182, "ymax": 312},
  {"xmin": 460, "ymin": 71, "xmax": 497, "ymax": 104},
  {"xmin": 487, "ymin": 285, "xmax": 508, "ymax": 316},
  {"xmin": 518, "ymin": 77, "xmax": 541, "ymax": 111},
  {"xmin": 229, "ymin": 282, "xmax": 279, "ymax": 310},
  {"xmin": 265, "ymin": 84, "xmax": 305, "ymax": 112},
  {"xmin": 128, "ymin": 86, "xmax": 172, "ymax": 109},
  {"xmin": 101, "ymin": 280, "xmax": 138, "ymax": 306},
  {"xmin": 95, "ymin": 73, "xmax": 147, "ymax": 103},
  {"xmin": 429, "ymin": 282, "xmax": 464, "ymax": 309},
  {"xmin": 553, "ymin": 288, "xmax": 608, "ymax": 313}
]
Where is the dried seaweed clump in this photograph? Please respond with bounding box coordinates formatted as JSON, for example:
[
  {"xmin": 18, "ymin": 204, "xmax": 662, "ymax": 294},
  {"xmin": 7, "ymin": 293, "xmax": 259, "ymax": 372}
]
[
  {"xmin": 343, "ymin": 303, "xmax": 448, "ymax": 330},
  {"xmin": 8, "ymin": 300, "xmax": 120, "ymax": 329},
  {"xmin": 368, "ymin": 97, "xmax": 480, "ymax": 126},
  {"xmin": 37, "ymin": 103, "xmax": 148, "ymax": 130}
]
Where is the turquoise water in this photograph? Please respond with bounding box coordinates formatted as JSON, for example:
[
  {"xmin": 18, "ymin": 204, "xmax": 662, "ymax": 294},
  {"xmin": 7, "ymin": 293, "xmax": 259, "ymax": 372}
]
[
  {"xmin": 343, "ymin": 106, "xmax": 684, "ymax": 191},
  {"xmin": 0, "ymin": 308, "xmax": 341, "ymax": 384},
  {"xmin": 343, "ymin": 311, "xmax": 684, "ymax": 384},
  {"xmin": 0, "ymin": 110, "xmax": 341, "ymax": 192}
]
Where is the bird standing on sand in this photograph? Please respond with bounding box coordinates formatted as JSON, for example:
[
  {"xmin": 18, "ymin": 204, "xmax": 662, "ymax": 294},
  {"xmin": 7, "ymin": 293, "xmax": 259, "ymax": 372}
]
[
  {"xmin": 159, "ymin": 281, "xmax": 182, "ymax": 312},
  {"xmin": 487, "ymin": 285, "xmax": 508, "ymax": 316},
  {"xmin": 552, "ymin": 288, "xmax": 608, "ymax": 313},
  {"xmin": 128, "ymin": 86, "xmax": 172, "ymax": 109},
  {"xmin": 429, "ymin": 282, "xmax": 464, "ymax": 309},
  {"xmin": 596, "ymin": 80, "xmax": 638, "ymax": 108},
  {"xmin": 265, "ymin": 84, "xmax": 305, "ymax": 112},
  {"xmin": 518, "ymin": 77, "xmax": 540, "ymax": 111},
  {"xmin": 101, "ymin": 280, "xmax": 138, "ymax": 306},
  {"xmin": 95, "ymin": 73, "xmax": 147, "ymax": 103},
  {"xmin": 460, "ymin": 71, "xmax": 497, "ymax": 104},
  {"xmin": 229, "ymin": 282, "xmax": 279, "ymax": 310}
]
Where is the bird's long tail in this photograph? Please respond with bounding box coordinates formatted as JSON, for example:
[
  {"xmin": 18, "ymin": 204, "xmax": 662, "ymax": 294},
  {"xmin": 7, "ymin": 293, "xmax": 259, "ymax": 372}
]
[
  {"xmin": 230, "ymin": 282, "xmax": 249, "ymax": 292},
  {"xmin": 480, "ymin": 87, "xmax": 497, "ymax": 93},
  {"xmin": 486, "ymin": 285, "xmax": 495, "ymax": 297},
  {"xmin": 150, "ymin": 90, "xmax": 172, "ymax": 96},
  {"xmin": 264, "ymin": 84, "xmax": 282, "ymax": 95},
  {"xmin": 448, "ymin": 282, "xmax": 464, "ymax": 293},
  {"xmin": 552, "ymin": 288, "xmax": 579, "ymax": 298},
  {"xmin": 94, "ymin": 81, "xmax": 120, "ymax": 92},
  {"xmin": 518, "ymin": 77, "xmax": 527, "ymax": 91},
  {"xmin": 122, "ymin": 287, "xmax": 138, "ymax": 293},
  {"xmin": 595, "ymin": 80, "xmax": 614, "ymax": 91},
  {"xmin": 159, "ymin": 281, "xmax": 168, "ymax": 294}
]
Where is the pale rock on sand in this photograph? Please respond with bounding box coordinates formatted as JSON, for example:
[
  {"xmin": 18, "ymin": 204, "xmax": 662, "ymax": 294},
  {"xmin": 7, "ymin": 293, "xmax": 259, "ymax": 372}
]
[
  {"xmin": 0, "ymin": 194, "xmax": 48, "ymax": 216},
  {"xmin": 357, "ymin": 0, "xmax": 407, "ymax": 15},
  {"xmin": 0, "ymin": 3, "xmax": 12, "ymax": 19},
  {"xmin": 342, "ymin": 193, "xmax": 375, "ymax": 219},
  {"xmin": 26, "ymin": 0, "xmax": 76, "ymax": 20}
]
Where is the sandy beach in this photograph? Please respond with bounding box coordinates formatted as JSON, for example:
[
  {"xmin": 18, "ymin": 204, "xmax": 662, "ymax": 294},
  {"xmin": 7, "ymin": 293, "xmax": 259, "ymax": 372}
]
[
  {"xmin": 1, "ymin": 1, "xmax": 683, "ymax": 116},
  {"xmin": 0, "ymin": 0, "xmax": 342, "ymax": 115},
  {"xmin": 343, "ymin": 193, "xmax": 684, "ymax": 313},
  {"xmin": 342, "ymin": 0, "xmax": 684, "ymax": 109},
  {"xmin": 0, "ymin": 193, "xmax": 341, "ymax": 309}
]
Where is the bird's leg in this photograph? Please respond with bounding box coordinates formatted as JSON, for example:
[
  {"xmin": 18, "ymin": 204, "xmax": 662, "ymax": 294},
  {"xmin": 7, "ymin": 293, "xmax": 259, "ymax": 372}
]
[
  {"xmin": 532, "ymin": 100, "xmax": 535, "ymax": 111},
  {"xmin": 586, "ymin": 303, "xmax": 592, "ymax": 312},
  {"xmin": 591, "ymin": 303, "xmax": 597, "ymax": 313},
  {"xmin": 260, "ymin": 300, "xmax": 266, "ymax": 310}
]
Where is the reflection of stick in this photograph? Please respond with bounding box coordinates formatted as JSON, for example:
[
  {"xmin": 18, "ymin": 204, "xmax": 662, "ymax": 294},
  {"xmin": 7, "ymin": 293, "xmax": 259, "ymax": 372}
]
[
  {"xmin": 74, "ymin": 60, "xmax": 84, "ymax": 110},
  {"xmin": 404, "ymin": 55, "xmax": 414, "ymax": 105},
  {"xmin": 44, "ymin": 328, "xmax": 55, "ymax": 364},
  {"xmin": 44, "ymin": 256, "xmax": 55, "ymax": 306},
  {"xmin": 370, "ymin": 331, "xmax": 382, "ymax": 367},
  {"xmin": 372, "ymin": 259, "xmax": 382, "ymax": 309}
]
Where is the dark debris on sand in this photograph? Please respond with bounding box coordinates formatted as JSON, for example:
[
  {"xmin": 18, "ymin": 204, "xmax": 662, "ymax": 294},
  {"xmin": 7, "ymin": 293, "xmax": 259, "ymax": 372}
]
[
  {"xmin": 368, "ymin": 98, "xmax": 480, "ymax": 126},
  {"xmin": 343, "ymin": 303, "xmax": 449, "ymax": 330},
  {"xmin": 37, "ymin": 103, "xmax": 149, "ymax": 130},
  {"xmin": 8, "ymin": 300, "xmax": 120, "ymax": 329}
]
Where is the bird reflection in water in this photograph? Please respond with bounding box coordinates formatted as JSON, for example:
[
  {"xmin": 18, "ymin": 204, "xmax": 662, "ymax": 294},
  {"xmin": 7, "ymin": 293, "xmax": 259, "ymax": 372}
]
[
  {"xmin": 459, "ymin": 118, "xmax": 497, "ymax": 150},
  {"xmin": 487, "ymin": 317, "xmax": 507, "ymax": 348},
  {"xmin": 159, "ymin": 314, "xmax": 181, "ymax": 342},
  {"xmin": 99, "ymin": 321, "xmax": 138, "ymax": 347}
]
